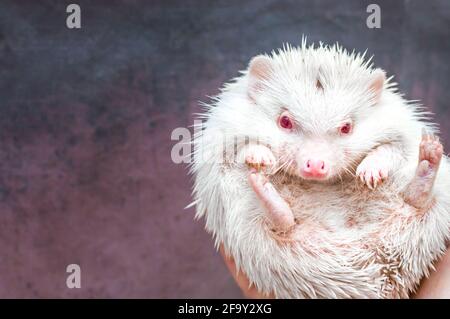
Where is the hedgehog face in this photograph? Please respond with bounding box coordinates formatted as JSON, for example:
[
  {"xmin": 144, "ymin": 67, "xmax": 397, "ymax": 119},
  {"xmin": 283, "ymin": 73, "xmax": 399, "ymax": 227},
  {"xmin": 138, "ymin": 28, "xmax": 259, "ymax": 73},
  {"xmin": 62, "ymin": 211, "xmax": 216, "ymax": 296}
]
[
  {"xmin": 274, "ymin": 110, "xmax": 355, "ymax": 181},
  {"xmin": 246, "ymin": 45, "xmax": 386, "ymax": 182}
]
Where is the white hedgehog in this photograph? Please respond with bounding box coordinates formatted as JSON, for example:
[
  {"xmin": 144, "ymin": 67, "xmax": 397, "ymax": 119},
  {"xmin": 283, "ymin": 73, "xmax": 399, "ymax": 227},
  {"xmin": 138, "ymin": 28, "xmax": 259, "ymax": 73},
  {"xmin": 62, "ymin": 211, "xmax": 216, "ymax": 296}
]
[{"xmin": 190, "ymin": 41, "xmax": 450, "ymax": 298}]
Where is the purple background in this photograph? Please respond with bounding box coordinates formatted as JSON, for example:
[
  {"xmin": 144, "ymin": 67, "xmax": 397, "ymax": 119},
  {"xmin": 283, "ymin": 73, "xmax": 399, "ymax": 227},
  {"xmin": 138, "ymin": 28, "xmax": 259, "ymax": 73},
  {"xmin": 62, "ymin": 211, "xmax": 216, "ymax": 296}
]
[{"xmin": 0, "ymin": 0, "xmax": 449, "ymax": 298}]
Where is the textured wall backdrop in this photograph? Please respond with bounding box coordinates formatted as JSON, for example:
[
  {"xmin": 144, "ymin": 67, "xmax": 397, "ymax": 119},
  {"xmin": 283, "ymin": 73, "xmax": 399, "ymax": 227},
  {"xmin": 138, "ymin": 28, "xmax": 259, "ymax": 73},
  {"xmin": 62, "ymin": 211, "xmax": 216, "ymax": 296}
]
[{"xmin": 0, "ymin": 0, "xmax": 449, "ymax": 298}]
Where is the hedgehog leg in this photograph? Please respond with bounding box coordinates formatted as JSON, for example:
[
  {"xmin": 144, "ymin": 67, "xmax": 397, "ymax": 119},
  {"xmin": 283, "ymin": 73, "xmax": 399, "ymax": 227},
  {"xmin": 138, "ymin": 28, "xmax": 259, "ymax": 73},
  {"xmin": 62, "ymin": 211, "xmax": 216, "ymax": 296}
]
[
  {"xmin": 403, "ymin": 132, "xmax": 443, "ymax": 210},
  {"xmin": 248, "ymin": 172, "xmax": 296, "ymax": 233}
]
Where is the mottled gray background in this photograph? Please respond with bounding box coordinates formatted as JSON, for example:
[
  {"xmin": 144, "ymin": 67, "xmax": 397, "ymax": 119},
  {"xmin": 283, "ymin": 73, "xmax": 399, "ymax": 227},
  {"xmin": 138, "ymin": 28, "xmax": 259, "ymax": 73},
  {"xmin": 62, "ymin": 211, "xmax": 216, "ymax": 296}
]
[{"xmin": 0, "ymin": 0, "xmax": 449, "ymax": 298}]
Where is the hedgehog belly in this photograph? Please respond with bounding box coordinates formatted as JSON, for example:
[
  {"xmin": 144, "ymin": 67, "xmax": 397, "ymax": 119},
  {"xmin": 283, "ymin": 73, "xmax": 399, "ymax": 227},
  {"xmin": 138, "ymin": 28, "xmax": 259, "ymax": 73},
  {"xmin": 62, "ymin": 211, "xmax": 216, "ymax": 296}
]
[{"xmin": 266, "ymin": 176, "xmax": 423, "ymax": 298}]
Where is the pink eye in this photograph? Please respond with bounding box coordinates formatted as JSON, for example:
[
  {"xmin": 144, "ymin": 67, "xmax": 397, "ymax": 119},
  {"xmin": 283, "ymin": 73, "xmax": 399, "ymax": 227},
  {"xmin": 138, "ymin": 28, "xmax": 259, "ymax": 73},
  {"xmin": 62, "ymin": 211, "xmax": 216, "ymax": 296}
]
[
  {"xmin": 279, "ymin": 115, "xmax": 293, "ymax": 130},
  {"xmin": 340, "ymin": 122, "xmax": 352, "ymax": 135}
]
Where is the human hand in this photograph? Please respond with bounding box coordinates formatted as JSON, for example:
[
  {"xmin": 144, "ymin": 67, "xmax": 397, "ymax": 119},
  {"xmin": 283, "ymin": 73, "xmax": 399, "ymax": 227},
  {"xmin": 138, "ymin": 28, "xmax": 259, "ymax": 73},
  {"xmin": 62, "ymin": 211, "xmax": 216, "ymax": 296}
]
[
  {"xmin": 413, "ymin": 247, "xmax": 450, "ymax": 298},
  {"xmin": 219, "ymin": 244, "xmax": 274, "ymax": 299}
]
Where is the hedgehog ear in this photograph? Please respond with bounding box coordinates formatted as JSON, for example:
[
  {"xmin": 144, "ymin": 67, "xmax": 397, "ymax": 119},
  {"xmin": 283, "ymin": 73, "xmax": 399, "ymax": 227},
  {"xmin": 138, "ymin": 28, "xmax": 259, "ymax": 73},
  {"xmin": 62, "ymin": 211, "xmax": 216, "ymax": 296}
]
[
  {"xmin": 368, "ymin": 69, "xmax": 386, "ymax": 105},
  {"xmin": 247, "ymin": 55, "xmax": 273, "ymax": 101}
]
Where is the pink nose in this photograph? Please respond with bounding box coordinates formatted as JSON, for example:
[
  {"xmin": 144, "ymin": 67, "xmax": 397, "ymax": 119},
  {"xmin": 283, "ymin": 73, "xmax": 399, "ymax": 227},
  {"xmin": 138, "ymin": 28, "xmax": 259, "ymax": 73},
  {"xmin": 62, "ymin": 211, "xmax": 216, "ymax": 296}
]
[{"xmin": 303, "ymin": 159, "xmax": 328, "ymax": 177}]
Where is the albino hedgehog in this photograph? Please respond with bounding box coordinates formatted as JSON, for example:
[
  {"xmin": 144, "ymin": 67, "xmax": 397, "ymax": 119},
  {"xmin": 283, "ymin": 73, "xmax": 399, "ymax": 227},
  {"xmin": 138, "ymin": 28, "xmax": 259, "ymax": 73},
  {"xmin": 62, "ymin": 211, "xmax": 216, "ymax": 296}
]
[{"xmin": 190, "ymin": 41, "xmax": 450, "ymax": 298}]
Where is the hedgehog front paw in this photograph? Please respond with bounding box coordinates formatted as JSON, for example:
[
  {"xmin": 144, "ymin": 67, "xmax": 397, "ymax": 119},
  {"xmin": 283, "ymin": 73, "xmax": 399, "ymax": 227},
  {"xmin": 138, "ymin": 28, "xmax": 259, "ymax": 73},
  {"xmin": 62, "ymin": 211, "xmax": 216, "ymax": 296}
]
[
  {"xmin": 356, "ymin": 157, "xmax": 389, "ymax": 190},
  {"xmin": 243, "ymin": 144, "xmax": 276, "ymax": 173}
]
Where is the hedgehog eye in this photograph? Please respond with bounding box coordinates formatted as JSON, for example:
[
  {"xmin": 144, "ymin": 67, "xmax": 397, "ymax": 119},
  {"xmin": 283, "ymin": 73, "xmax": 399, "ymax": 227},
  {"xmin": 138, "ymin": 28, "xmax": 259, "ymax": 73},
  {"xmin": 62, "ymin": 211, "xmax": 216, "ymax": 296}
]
[
  {"xmin": 278, "ymin": 112, "xmax": 293, "ymax": 130},
  {"xmin": 340, "ymin": 122, "xmax": 352, "ymax": 135}
]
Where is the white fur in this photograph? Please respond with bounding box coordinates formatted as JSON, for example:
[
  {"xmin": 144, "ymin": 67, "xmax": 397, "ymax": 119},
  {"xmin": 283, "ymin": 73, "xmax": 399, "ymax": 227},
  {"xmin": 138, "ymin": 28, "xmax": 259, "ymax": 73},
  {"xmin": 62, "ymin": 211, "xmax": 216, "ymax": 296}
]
[{"xmin": 190, "ymin": 41, "xmax": 450, "ymax": 298}]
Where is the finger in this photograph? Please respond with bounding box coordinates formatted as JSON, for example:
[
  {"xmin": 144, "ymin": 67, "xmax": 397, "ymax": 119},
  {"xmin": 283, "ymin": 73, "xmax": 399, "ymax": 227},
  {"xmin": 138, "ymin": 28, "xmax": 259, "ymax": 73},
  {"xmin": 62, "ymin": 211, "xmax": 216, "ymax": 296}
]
[{"xmin": 219, "ymin": 244, "xmax": 274, "ymax": 299}]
